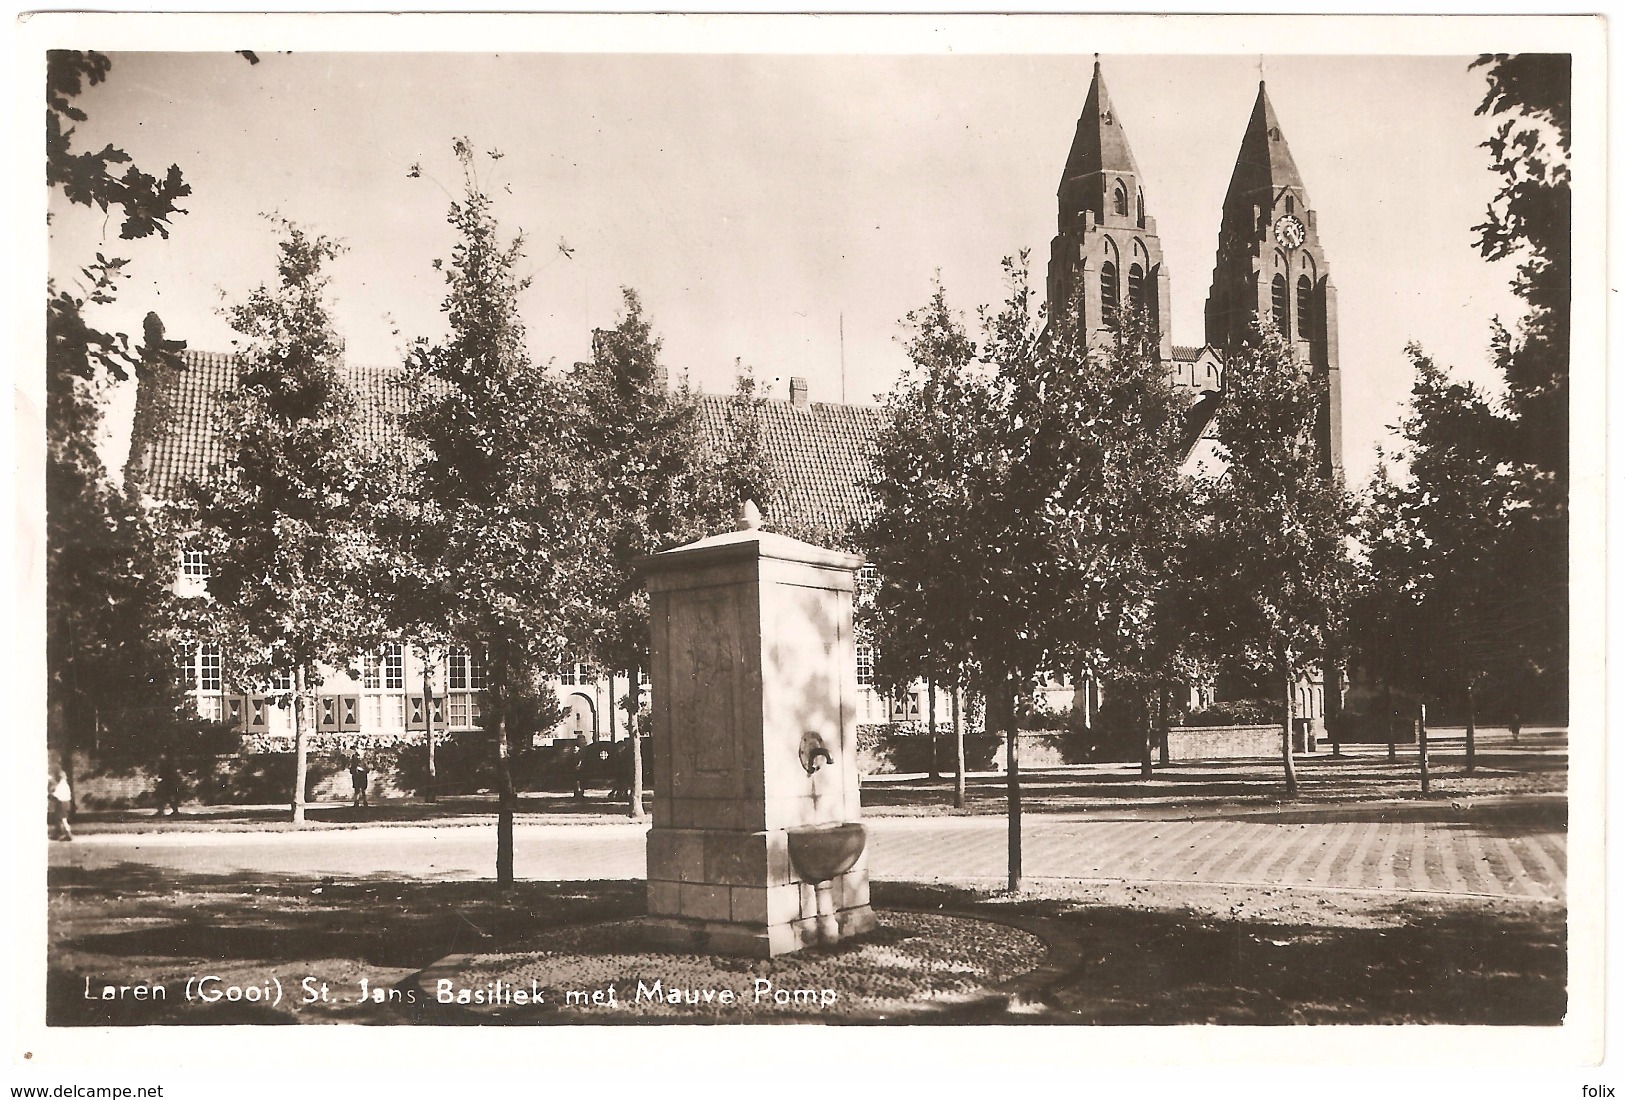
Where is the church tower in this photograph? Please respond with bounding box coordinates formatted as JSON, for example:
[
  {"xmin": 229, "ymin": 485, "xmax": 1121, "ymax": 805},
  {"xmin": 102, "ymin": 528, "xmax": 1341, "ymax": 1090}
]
[
  {"xmin": 1047, "ymin": 60, "xmax": 1174, "ymax": 362},
  {"xmin": 1204, "ymin": 81, "xmax": 1343, "ymax": 475}
]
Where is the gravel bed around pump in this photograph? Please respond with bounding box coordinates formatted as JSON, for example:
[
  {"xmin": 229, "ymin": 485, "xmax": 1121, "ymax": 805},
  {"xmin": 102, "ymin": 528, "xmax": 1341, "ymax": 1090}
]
[{"xmin": 420, "ymin": 910, "xmax": 1051, "ymax": 1021}]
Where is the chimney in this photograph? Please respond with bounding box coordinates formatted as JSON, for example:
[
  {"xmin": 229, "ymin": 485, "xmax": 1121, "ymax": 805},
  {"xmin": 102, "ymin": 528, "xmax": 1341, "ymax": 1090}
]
[{"xmin": 789, "ymin": 376, "xmax": 809, "ymax": 409}]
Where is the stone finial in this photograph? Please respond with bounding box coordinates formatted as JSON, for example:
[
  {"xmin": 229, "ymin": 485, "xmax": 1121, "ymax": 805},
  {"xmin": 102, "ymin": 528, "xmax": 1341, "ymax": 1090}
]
[{"xmin": 738, "ymin": 500, "xmax": 763, "ymax": 531}]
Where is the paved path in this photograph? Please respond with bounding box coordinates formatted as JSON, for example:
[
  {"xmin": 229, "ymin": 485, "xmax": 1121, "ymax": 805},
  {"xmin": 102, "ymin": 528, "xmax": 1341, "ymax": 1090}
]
[
  {"xmin": 875, "ymin": 811, "xmax": 1564, "ymax": 900},
  {"xmin": 50, "ymin": 799, "xmax": 1566, "ymax": 902}
]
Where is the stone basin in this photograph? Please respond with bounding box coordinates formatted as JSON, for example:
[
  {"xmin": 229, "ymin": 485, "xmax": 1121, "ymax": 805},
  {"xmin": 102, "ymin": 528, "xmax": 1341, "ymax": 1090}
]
[{"xmin": 786, "ymin": 821, "xmax": 867, "ymax": 884}]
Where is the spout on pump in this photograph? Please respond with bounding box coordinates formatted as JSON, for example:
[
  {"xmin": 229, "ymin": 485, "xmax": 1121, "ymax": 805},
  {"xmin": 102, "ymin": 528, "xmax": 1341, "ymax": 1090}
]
[{"xmin": 799, "ymin": 731, "xmax": 835, "ymax": 774}]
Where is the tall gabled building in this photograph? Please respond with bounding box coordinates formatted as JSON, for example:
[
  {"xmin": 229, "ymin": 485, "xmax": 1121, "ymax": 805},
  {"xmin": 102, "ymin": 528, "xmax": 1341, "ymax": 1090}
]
[
  {"xmin": 1205, "ymin": 80, "xmax": 1344, "ymax": 476},
  {"xmin": 1046, "ymin": 59, "xmax": 1175, "ymax": 365},
  {"xmin": 1045, "ymin": 60, "xmax": 1224, "ymax": 442}
]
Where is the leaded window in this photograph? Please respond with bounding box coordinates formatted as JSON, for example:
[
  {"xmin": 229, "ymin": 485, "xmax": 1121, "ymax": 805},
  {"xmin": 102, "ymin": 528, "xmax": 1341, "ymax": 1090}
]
[
  {"xmin": 1100, "ymin": 261, "xmax": 1119, "ymax": 315},
  {"xmin": 1127, "ymin": 264, "xmax": 1146, "ymax": 315},
  {"xmin": 199, "ymin": 645, "xmax": 222, "ymax": 692},
  {"xmin": 449, "ymin": 648, "xmax": 486, "ymax": 691},
  {"xmin": 181, "ymin": 548, "xmax": 210, "ymax": 579},
  {"xmin": 856, "ymin": 643, "xmax": 875, "ymax": 688}
]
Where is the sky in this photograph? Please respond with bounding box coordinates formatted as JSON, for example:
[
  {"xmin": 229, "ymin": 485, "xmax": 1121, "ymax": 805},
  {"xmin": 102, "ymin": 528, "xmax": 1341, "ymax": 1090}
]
[{"xmin": 46, "ymin": 47, "xmax": 1527, "ymax": 487}]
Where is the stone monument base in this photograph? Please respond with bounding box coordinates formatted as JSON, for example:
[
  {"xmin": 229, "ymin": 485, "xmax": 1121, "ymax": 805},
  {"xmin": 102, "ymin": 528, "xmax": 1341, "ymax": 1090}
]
[
  {"xmin": 642, "ymin": 903, "xmax": 878, "ymax": 958},
  {"xmin": 645, "ymin": 826, "xmax": 876, "ymax": 957}
]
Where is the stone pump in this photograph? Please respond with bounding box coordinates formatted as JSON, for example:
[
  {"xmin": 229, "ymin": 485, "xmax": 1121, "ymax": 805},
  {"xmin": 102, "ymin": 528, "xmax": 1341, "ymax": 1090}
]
[{"xmin": 638, "ymin": 502, "xmax": 877, "ymax": 957}]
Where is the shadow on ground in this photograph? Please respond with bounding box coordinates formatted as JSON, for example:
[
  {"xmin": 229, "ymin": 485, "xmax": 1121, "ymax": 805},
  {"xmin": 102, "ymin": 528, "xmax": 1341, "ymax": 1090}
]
[
  {"xmin": 860, "ymin": 747, "xmax": 1567, "ymax": 820},
  {"xmin": 883, "ymin": 882, "xmax": 1565, "ymax": 1026},
  {"xmin": 74, "ymin": 791, "xmax": 640, "ymax": 831},
  {"xmin": 49, "ymin": 865, "xmax": 1564, "ymax": 1027}
]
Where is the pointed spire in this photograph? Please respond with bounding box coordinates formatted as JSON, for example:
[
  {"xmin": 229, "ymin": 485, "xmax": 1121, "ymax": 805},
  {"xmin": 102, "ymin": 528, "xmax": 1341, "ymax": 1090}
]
[
  {"xmin": 1223, "ymin": 80, "xmax": 1306, "ymax": 204},
  {"xmin": 1061, "ymin": 57, "xmax": 1144, "ymax": 186}
]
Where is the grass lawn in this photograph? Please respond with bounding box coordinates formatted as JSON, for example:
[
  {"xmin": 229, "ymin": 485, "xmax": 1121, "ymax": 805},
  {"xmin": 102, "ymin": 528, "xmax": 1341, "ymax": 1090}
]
[{"xmin": 49, "ymin": 867, "xmax": 1564, "ymax": 1026}]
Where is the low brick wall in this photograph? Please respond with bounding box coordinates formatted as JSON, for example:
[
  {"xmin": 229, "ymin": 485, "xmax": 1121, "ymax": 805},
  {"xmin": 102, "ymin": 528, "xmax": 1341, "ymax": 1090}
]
[
  {"xmin": 61, "ymin": 739, "xmax": 613, "ymax": 810},
  {"xmin": 1166, "ymin": 724, "xmax": 1278, "ymax": 760},
  {"xmin": 858, "ymin": 729, "xmax": 996, "ymax": 776}
]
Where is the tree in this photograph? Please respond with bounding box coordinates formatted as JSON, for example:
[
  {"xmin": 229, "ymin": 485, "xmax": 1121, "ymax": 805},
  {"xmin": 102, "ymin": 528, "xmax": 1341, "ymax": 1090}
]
[
  {"xmin": 1044, "ymin": 299, "xmax": 1195, "ymax": 780},
  {"xmin": 47, "ymin": 303, "xmax": 201, "ymax": 775},
  {"xmin": 362, "ymin": 469, "xmax": 456, "ymax": 802},
  {"xmin": 46, "ymin": 51, "xmax": 198, "ymax": 787},
  {"xmin": 1348, "ymin": 462, "xmax": 1425, "ymax": 763},
  {"xmin": 864, "ymin": 256, "xmax": 1200, "ymax": 881},
  {"xmin": 1353, "ymin": 349, "xmax": 1512, "ymax": 773},
  {"xmin": 719, "ymin": 359, "xmax": 779, "ymax": 516},
  {"xmin": 570, "ymin": 289, "xmax": 748, "ymax": 818},
  {"xmin": 865, "ymin": 266, "xmax": 1044, "ymax": 885},
  {"xmin": 1186, "ymin": 328, "xmax": 1355, "ymax": 797},
  {"xmin": 1348, "ymin": 54, "xmax": 1572, "ymax": 749},
  {"xmin": 861, "ymin": 280, "xmax": 989, "ymax": 807},
  {"xmin": 401, "ymin": 140, "xmax": 586, "ymax": 881},
  {"xmin": 185, "ymin": 222, "xmax": 378, "ymax": 824},
  {"xmin": 1472, "ymin": 53, "xmax": 1570, "ymax": 720},
  {"xmin": 47, "ymin": 51, "xmax": 190, "ymax": 247},
  {"xmin": 1473, "ymin": 53, "xmax": 1569, "ymax": 486}
]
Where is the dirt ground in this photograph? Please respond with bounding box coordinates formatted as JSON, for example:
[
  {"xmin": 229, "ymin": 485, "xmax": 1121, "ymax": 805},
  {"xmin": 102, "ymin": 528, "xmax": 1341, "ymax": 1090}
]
[
  {"xmin": 49, "ymin": 869, "xmax": 1564, "ymax": 1026},
  {"xmin": 48, "ymin": 731, "xmax": 1567, "ymax": 1025}
]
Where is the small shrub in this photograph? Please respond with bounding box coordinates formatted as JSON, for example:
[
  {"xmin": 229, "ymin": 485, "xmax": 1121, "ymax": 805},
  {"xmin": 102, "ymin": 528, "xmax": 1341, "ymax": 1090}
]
[{"xmin": 1182, "ymin": 698, "xmax": 1282, "ymax": 727}]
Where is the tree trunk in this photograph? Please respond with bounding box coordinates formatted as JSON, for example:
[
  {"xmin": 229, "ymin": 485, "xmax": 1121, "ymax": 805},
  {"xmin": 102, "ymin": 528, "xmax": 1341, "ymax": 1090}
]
[
  {"xmin": 606, "ymin": 671, "xmax": 616, "ymax": 743},
  {"xmin": 1004, "ymin": 672, "xmax": 1022, "ymax": 894},
  {"xmin": 1464, "ymin": 678, "xmax": 1477, "ymax": 773},
  {"xmin": 1327, "ymin": 661, "xmax": 1343, "ymax": 758},
  {"xmin": 1508, "ymin": 666, "xmax": 1521, "ymax": 740},
  {"xmin": 423, "ymin": 659, "xmax": 437, "ymax": 803},
  {"xmin": 951, "ymin": 684, "xmax": 966, "ymax": 810},
  {"xmin": 1139, "ymin": 689, "xmax": 1154, "ymax": 778},
  {"xmin": 1280, "ymin": 660, "xmax": 1299, "ymax": 798},
  {"xmin": 1417, "ymin": 702, "xmax": 1430, "ymax": 795},
  {"xmin": 62, "ymin": 712, "xmax": 81, "ymax": 818},
  {"xmin": 60, "ymin": 708, "xmax": 80, "ymax": 818},
  {"xmin": 494, "ymin": 668, "xmax": 516, "ymax": 887},
  {"xmin": 628, "ymin": 663, "xmax": 646, "ymax": 820},
  {"xmin": 927, "ymin": 677, "xmax": 940, "ymax": 780},
  {"xmin": 1511, "ymin": 663, "xmax": 1524, "ymax": 743},
  {"xmin": 1385, "ymin": 681, "xmax": 1397, "ymax": 762},
  {"xmin": 1157, "ymin": 683, "xmax": 1170, "ymax": 767},
  {"xmin": 291, "ymin": 667, "xmax": 309, "ymax": 825}
]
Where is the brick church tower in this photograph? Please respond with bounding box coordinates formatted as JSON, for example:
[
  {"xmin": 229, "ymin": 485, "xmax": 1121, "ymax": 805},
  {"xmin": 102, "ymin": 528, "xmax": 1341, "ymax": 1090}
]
[
  {"xmin": 1046, "ymin": 59, "xmax": 1175, "ymax": 363},
  {"xmin": 1204, "ymin": 81, "xmax": 1344, "ymax": 476}
]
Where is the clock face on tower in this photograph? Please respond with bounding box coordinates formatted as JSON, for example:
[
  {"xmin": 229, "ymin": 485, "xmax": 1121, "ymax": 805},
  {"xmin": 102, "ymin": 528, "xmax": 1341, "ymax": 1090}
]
[{"xmin": 1274, "ymin": 213, "xmax": 1307, "ymax": 250}]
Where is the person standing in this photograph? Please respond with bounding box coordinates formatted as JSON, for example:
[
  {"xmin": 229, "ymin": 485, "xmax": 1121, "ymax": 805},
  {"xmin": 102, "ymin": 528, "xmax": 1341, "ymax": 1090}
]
[
  {"xmin": 49, "ymin": 768, "xmax": 74, "ymax": 841},
  {"xmin": 154, "ymin": 752, "xmax": 183, "ymax": 817},
  {"xmin": 350, "ymin": 755, "xmax": 370, "ymax": 808}
]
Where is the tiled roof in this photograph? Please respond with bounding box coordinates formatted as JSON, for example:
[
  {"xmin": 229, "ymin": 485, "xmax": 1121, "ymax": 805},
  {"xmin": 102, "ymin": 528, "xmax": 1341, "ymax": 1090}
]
[
  {"xmin": 133, "ymin": 352, "xmax": 1209, "ymax": 539},
  {"xmin": 131, "ymin": 350, "xmax": 885, "ymax": 539},
  {"xmin": 1180, "ymin": 390, "xmax": 1223, "ymax": 457},
  {"xmin": 1172, "ymin": 344, "xmax": 1206, "ymax": 362},
  {"xmin": 695, "ymin": 396, "xmax": 883, "ymax": 540},
  {"xmin": 130, "ymin": 350, "xmax": 426, "ymax": 500}
]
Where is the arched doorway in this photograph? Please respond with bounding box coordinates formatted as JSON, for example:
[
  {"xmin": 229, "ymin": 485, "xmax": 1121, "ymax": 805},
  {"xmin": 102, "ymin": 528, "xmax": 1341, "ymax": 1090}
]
[{"xmin": 566, "ymin": 692, "xmax": 598, "ymax": 742}]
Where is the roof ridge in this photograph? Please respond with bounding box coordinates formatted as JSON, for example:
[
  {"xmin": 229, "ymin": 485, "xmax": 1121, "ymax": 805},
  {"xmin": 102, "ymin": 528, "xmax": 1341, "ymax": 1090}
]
[{"xmin": 141, "ymin": 350, "xmax": 885, "ymax": 536}]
